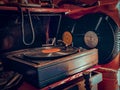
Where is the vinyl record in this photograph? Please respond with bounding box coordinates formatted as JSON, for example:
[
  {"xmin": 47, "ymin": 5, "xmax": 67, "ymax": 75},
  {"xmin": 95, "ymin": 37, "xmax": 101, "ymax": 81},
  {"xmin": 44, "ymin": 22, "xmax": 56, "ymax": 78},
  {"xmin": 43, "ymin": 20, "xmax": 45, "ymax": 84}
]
[
  {"xmin": 58, "ymin": 12, "xmax": 119, "ymax": 64},
  {"xmin": 23, "ymin": 46, "xmax": 78, "ymax": 60}
]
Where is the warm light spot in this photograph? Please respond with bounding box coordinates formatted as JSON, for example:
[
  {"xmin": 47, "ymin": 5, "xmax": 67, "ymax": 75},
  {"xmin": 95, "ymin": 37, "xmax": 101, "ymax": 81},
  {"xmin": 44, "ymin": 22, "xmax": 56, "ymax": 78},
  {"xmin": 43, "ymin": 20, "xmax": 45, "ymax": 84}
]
[{"xmin": 42, "ymin": 48, "xmax": 61, "ymax": 53}]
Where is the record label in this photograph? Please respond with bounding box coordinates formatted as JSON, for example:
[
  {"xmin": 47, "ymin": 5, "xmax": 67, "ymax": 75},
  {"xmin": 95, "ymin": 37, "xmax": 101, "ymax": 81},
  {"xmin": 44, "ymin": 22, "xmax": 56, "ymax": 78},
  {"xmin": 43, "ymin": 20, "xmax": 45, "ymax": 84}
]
[
  {"xmin": 84, "ymin": 31, "xmax": 98, "ymax": 48},
  {"xmin": 42, "ymin": 48, "xmax": 61, "ymax": 53},
  {"xmin": 62, "ymin": 31, "xmax": 73, "ymax": 46}
]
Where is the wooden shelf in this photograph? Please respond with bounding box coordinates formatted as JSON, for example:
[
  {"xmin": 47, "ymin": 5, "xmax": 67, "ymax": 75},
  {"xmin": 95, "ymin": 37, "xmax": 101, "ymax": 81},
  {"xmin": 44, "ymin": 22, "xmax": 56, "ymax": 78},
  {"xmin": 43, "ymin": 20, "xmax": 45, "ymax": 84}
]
[{"xmin": 0, "ymin": 5, "xmax": 69, "ymax": 14}]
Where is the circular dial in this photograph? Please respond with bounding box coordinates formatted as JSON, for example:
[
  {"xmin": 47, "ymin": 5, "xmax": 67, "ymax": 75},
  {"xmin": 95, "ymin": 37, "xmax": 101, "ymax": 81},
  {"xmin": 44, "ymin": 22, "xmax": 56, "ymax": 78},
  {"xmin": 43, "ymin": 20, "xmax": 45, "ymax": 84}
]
[
  {"xmin": 84, "ymin": 31, "xmax": 98, "ymax": 48},
  {"xmin": 62, "ymin": 31, "xmax": 73, "ymax": 46}
]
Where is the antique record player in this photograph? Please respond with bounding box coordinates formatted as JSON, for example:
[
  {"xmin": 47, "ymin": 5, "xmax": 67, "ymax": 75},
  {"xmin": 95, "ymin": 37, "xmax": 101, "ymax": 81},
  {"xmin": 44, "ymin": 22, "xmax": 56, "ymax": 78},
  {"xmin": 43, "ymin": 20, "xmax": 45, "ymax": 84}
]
[
  {"xmin": 3, "ymin": 41, "xmax": 98, "ymax": 88},
  {"xmin": 1, "ymin": 0, "xmax": 120, "ymax": 89},
  {"xmin": 0, "ymin": 5, "xmax": 98, "ymax": 88}
]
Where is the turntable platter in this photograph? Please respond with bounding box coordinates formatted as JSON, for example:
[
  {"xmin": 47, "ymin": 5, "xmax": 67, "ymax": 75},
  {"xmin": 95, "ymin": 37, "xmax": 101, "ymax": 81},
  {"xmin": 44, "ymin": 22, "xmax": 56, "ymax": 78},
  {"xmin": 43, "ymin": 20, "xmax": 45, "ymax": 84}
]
[{"xmin": 23, "ymin": 46, "xmax": 78, "ymax": 60}]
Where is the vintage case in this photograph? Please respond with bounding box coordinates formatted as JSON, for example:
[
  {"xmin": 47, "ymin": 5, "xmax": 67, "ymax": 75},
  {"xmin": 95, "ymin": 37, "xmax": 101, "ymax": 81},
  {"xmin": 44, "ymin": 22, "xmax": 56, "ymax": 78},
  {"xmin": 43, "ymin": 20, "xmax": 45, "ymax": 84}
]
[{"xmin": 4, "ymin": 48, "xmax": 98, "ymax": 88}]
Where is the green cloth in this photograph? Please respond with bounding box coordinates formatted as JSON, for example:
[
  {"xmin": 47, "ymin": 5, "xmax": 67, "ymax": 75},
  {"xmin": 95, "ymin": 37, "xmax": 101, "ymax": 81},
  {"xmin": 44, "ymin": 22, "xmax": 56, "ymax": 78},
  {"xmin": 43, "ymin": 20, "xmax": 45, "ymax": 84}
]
[{"xmin": 116, "ymin": 0, "xmax": 120, "ymax": 11}]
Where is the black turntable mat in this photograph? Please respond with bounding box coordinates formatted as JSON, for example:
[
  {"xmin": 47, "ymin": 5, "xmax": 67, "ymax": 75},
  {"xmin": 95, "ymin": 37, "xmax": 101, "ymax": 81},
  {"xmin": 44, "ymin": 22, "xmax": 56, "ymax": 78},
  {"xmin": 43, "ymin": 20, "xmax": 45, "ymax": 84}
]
[
  {"xmin": 58, "ymin": 12, "xmax": 119, "ymax": 64},
  {"xmin": 23, "ymin": 46, "xmax": 78, "ymax": 60}
]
